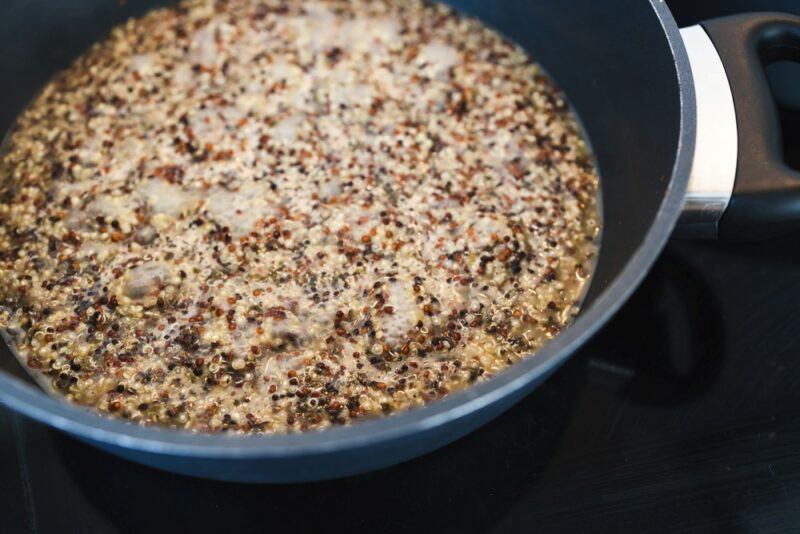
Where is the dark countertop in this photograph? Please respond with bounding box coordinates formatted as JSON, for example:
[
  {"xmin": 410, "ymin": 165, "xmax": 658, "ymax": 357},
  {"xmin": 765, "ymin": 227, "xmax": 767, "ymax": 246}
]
[{"xmin": 5, "ymin": 1, "xmax": 800, "ymax": 533}]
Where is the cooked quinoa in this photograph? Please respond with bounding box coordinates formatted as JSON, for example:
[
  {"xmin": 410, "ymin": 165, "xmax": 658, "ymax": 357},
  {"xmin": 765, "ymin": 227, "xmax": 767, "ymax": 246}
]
[{"xmin": 0, "ymin": 0, "xmax": 600, "ymax": 433}]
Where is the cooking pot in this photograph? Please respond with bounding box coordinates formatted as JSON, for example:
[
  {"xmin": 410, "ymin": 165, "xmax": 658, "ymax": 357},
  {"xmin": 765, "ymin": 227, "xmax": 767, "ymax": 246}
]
[{"xmin": 1, "ymin": 0, "xmax": 799, "ymax": 482}]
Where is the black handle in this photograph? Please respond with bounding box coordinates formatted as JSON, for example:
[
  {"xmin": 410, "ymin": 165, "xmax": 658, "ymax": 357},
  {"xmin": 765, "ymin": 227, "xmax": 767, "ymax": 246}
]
[{"xmin": 701, "ymin": 13, "xmax": 800, "ymax": 241}]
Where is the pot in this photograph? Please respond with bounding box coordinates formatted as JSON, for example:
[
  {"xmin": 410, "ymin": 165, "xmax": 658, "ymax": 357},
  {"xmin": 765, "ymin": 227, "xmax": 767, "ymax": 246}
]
[{"xmin": 0, "ymin": 0, "xmax": 797, "ymax": 482}]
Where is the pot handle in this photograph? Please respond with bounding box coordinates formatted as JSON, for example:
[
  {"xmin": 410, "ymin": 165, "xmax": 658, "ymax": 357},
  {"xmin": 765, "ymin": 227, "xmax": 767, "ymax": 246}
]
[{"xmin": 677, "ymin": 13, "xmax": 800, "ymax": 241}]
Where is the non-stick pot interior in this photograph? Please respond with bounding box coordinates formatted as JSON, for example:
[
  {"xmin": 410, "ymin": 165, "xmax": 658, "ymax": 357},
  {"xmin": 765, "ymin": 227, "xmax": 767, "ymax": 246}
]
[{"xmin": 0, "ymin": 0, "xmax": 690, "ymax": 482}]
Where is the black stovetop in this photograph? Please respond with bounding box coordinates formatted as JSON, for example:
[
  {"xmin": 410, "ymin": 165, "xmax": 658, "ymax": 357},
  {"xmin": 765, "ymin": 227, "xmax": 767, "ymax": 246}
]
[{"xmin": 4, "ymin": 2, "xmax": 800, "ymax": 533}]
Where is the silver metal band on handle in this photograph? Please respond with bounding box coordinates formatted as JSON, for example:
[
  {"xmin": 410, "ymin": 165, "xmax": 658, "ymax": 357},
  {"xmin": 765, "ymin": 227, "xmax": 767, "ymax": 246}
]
[{"xmin": 675, "ymin": 25, "xmax": 738, "ymax": 239}]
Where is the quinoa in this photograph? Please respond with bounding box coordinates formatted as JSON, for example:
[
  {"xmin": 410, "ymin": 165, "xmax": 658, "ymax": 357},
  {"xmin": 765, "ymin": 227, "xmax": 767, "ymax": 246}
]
[{"xmin": 0, "ymin": 0, "xmax": 600, "ymax": 433}]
